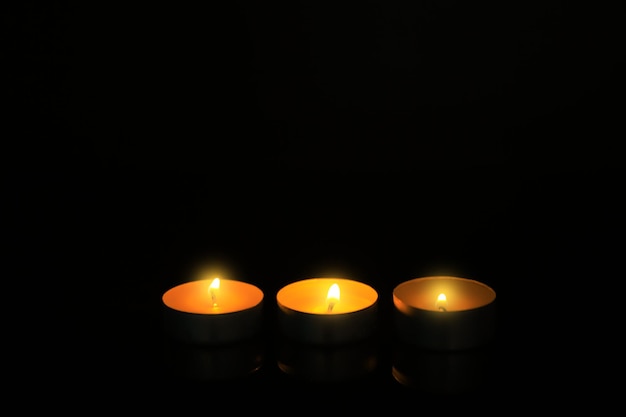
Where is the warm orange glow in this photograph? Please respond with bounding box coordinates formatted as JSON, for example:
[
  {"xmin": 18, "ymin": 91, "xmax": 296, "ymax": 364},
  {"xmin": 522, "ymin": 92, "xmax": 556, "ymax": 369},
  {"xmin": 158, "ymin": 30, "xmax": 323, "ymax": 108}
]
[
  {"xmin": 326, "ymin": 283, "xmax": 340, "ymax": 312},
  {"xmin": 393, "ymin": 276, "xmax": 496, "ymax": 313},
  {"xmin": 163, "ymin": 279, "xmax": 264, "ymax": 314},
  {"xmin": 436, "ymin": 293, "xmax": 447, "ymax": 311},
  {"xmin": 276, "ymin": 278, "xmax": 378, "ymax": 315},
  {"xmin": 209, "ymin": 277, "xmax": 220, "ymax": 307}
]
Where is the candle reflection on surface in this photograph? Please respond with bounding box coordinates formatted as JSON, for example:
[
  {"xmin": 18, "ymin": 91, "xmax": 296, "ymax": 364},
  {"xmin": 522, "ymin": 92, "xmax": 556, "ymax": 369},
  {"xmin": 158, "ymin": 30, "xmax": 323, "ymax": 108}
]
[
  {"xmin": 276, "ymin": 336, "xmax": 379, "ymax": 383},
  {"xmin": 163, "ymin": 336, "xmax": 265, "ymax": 382},
  {"xmin": 392, "ymin": 337, "xmax": 495, "ymax": 394}
]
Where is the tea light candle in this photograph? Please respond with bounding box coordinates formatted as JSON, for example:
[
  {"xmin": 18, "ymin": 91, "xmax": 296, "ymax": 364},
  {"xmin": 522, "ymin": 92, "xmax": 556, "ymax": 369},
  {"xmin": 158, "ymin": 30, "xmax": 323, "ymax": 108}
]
[
  {"xmin": 162, "ymin": 278, "xmax": 264, "ymax": 345},
  {"xmin": 393, "ymin": 276, "xmax": 496, "ymax": 350},
  {"xmin": 276, "ymin": 278, "xmax": 379, "ymax": 345}
]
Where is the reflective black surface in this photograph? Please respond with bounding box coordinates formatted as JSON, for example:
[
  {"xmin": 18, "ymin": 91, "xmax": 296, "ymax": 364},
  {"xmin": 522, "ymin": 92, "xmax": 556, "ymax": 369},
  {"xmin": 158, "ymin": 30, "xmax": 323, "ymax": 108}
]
[
  {"xmin": 28, "ymin": 167, "xmax": 612, "ymax": 412},
  {"xmin": 10, "ymin": 162, "xmax": 620, "ymax": 412}
]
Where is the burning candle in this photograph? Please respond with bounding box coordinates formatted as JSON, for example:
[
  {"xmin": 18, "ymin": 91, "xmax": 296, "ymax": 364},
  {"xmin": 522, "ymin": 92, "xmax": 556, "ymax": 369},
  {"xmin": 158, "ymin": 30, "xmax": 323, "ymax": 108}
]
[
  {"xmin": 162, "ymin": 277, "xmax": 264, "ymax": 345},
  {"xmin": 393, "ymin": 276, "xmax": 496, "ymax": 350},
  {"xmin": 276, "ymin": 278, "xmax": 379, "ymax": 345}
]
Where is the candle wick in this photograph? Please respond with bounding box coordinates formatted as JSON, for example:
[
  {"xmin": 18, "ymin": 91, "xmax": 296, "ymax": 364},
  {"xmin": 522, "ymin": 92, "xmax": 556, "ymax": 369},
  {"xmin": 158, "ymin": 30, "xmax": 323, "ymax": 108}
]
[
  {"xmin": 327, "ymin": 301, "xmax": 335, "ymax": 313},
  {"xmin": 210, "ymin": 290, "xmax": 217, "ymax": 307},
  {"xmin": 438, "ymin": 306, "xmax": 447, "ymax": 312}
]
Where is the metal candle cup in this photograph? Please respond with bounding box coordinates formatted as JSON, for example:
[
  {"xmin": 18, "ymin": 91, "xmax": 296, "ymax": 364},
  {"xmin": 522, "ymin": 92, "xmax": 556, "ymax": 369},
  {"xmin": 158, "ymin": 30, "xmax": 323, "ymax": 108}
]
[
  {"xmin": 393, "ymin": 276, "xmax": 496, "ymax": 350},
  {"xmin": 162, "ymin": 278, "xmax": 264, "ymax": 345},
  {"xmin": 276, "ymin": 278, "xmax": 379, "ymax": 345}
]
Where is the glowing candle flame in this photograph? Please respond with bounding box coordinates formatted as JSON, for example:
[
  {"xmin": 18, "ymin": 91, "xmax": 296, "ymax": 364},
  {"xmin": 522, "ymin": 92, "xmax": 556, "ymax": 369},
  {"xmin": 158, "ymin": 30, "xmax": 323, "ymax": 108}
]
[
  {"xmin": 436, "ymin": 293, "xmax": 447, "ymax": 311},
  {"xmin": 326, "ymin": 283, "xmax": 340, "ymax": 313},
  {"xmin": 209, "ymin": 277, "xmax": 220, "ymax": 307}
]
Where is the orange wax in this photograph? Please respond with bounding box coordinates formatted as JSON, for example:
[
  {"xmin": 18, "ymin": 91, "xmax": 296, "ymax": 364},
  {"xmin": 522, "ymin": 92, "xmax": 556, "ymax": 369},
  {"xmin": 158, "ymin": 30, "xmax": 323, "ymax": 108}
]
[
  {"xmin": 163, "ymin": 279, "xmax": 263, "ymax": 314},
  {"xmin": 276, "ymin": 278, "xmax": 378, "ymax": 315},
  {"xmin": 393, "ymin": 276, "xmax": 496, "ymax": 313}
]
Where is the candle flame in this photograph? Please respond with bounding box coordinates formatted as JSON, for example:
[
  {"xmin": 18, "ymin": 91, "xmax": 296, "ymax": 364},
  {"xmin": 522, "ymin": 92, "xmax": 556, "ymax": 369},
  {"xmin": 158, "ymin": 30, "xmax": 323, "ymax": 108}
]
[
  {"xmin": 436, "ymin": 293, "xmax": 447, "ymax": 312},
  {"xmin": 326, "ymin": 283, "xmax": 340, "ymax": 313},
  {"xmin": 209, "ymin": 277, "xmax": 220, "ymax": 307}
]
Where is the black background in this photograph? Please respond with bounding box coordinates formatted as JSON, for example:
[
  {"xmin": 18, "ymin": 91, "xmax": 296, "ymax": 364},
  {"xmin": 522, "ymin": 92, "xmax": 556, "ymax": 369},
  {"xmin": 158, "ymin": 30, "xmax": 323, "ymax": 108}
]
[{"xmin": 6, "ymin": 1, "xmax": 625, "ymax": 412}]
